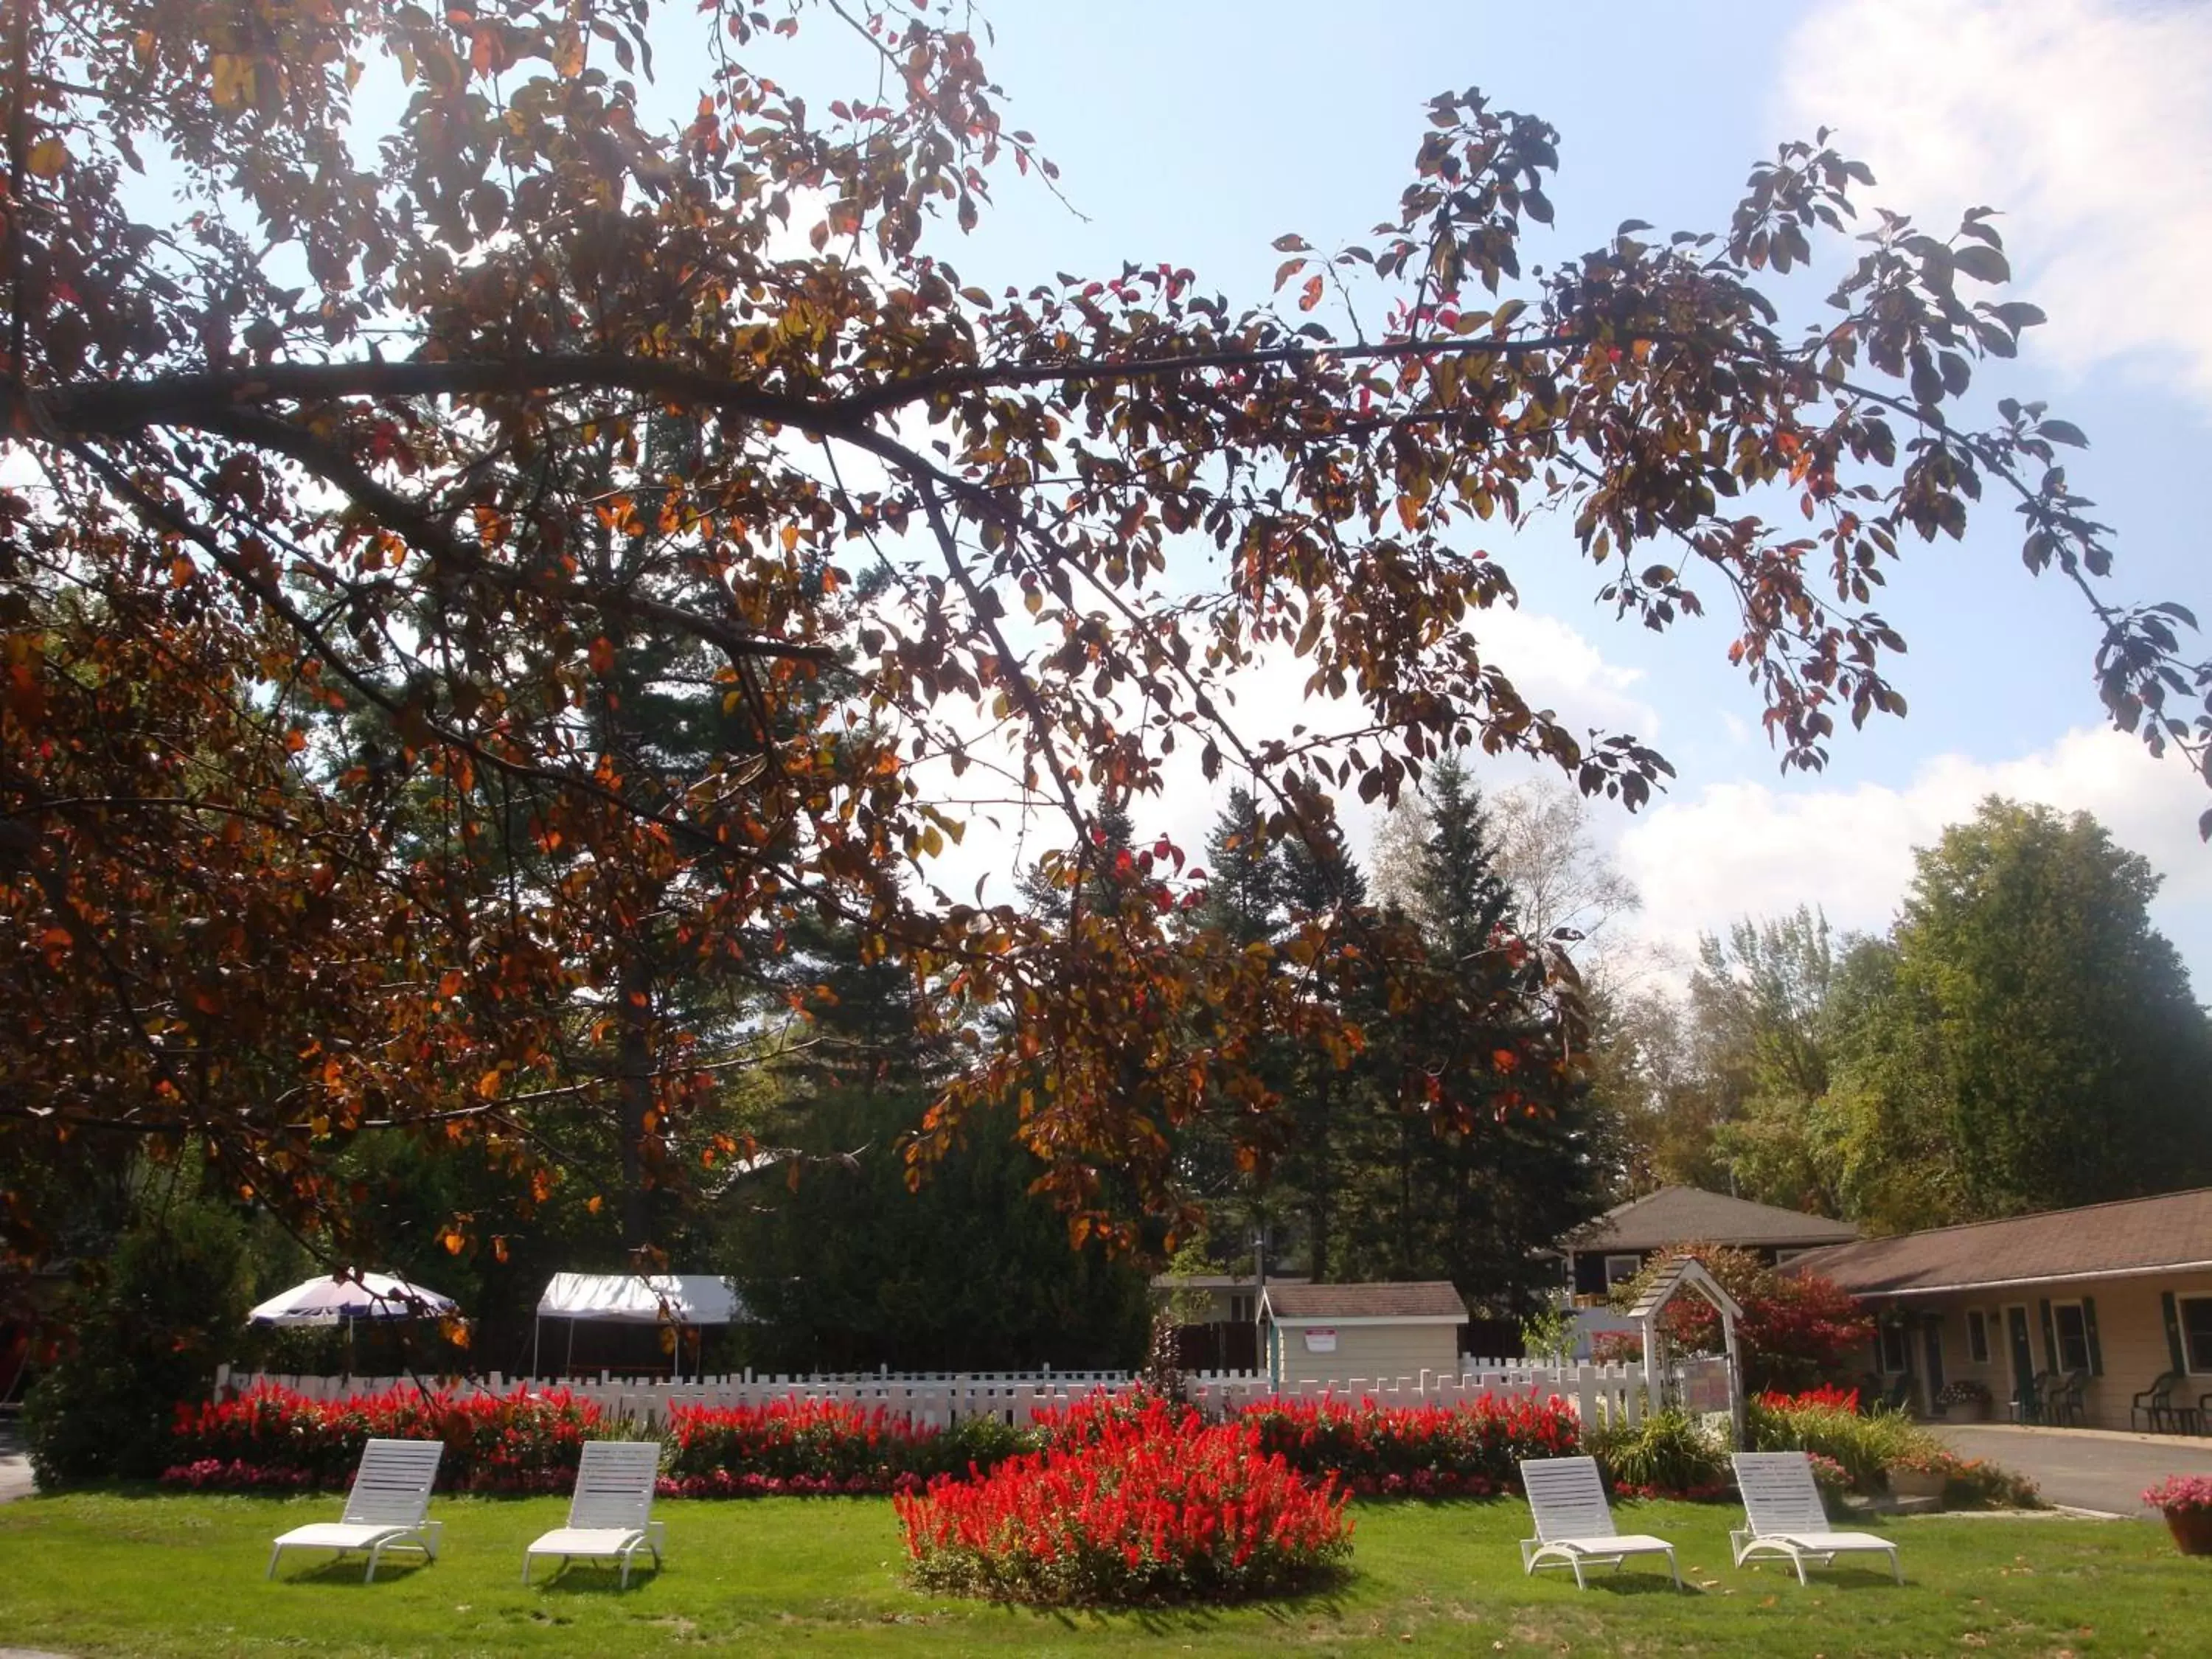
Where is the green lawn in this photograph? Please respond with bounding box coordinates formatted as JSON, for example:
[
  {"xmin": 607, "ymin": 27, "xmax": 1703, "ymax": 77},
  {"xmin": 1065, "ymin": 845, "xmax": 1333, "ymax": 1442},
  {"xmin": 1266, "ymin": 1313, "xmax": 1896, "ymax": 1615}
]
[{"xmin": 1, "ymin": 1492, "xmax": 2207, "ymax": 1657}]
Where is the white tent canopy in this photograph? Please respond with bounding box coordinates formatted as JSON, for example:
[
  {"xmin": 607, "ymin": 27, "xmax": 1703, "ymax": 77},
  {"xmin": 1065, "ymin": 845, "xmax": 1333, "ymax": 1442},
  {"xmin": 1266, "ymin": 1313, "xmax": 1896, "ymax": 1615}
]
[
  {"xmin": 535, "ymin": 1273, "xmax": 742, "ymax": 1326},
  {"xmin": 248, "ymin": 1271, "xmax": 456, "ymax": 1328},
  {"xmin": 532, "ymin": 1273, "xmax": 745, "ymax": 1381}
]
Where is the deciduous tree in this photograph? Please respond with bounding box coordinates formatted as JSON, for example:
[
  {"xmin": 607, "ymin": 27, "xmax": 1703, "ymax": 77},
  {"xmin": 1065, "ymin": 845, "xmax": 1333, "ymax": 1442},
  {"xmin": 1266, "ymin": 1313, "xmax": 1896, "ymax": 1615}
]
[{"xmin": 3, "ymin": 0, "xmax": 2199, "ymax": 1263}]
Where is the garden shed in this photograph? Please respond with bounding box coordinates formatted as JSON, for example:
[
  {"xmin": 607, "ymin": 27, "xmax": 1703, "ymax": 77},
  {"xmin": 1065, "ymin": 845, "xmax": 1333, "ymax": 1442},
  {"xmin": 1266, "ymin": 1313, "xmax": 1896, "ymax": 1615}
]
[{"xmin": 1259, "ymin": 1281, "xmax": 1467, "ymax": 1392}]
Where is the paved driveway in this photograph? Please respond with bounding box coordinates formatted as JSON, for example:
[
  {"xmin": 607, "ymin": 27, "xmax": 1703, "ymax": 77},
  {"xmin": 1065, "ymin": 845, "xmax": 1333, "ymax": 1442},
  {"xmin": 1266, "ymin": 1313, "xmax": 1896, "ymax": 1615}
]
[
  {"xmin": 1933, "ymin": 1423, "xmax": 2212, "ymax": 1515},
  {"xmin": 0, "ymin": 1424, "xmax": 33, "ymax": 1503}
]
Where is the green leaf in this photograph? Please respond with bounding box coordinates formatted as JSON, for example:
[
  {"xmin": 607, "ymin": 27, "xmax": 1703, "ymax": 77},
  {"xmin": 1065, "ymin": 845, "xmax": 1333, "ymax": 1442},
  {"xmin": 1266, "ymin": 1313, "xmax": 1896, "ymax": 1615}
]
[{"xmin": 2039, "ymin": 419, "xmax": 2089, "ymax": 448}]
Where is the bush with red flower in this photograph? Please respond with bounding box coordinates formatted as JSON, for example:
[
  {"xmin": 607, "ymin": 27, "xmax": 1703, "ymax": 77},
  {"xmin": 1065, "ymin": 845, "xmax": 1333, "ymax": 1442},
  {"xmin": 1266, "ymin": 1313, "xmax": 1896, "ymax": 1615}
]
[
  {"xmin": 661, "ymin": 1398, "xmax": 1029, "ymax": 1496},
  {"xmin": 895, "ymin": 1397, "xmax": 1352, "ymax": 1604},
  {"xmin": 162, "ymin": 1382, "xmax": 609, "ymax": 1493},
  {"xmin": 1239, "ymin": 1393, "xmax": 1580, "ymax": 1498}
]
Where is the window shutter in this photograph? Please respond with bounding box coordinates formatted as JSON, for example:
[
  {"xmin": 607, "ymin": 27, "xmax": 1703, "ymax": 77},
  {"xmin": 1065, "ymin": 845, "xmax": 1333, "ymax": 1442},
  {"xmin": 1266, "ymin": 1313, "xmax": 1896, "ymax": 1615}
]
[
  {"xmin": 2162, "ymin": 1291, "xmax": 2188, "ymax": 1374},
  {"xmin": 2038, "ymin": 1299, "xmax": 2059, "ymax": 1374},
  {"xmin": 2081, "ymin": 1297, "xmax": 2103, "ymax": 1377}
]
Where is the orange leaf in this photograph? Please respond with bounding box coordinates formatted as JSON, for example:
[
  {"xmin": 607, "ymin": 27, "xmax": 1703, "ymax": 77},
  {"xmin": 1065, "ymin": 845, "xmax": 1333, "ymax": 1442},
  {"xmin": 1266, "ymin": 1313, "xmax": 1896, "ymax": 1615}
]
[
  {"xmin": 588, "ymin": 636, "xmax": 615, "ymax": 675},
  {"xmin": 1298, "ymin": 274, "xmax": 1324, "ymax": 313}
]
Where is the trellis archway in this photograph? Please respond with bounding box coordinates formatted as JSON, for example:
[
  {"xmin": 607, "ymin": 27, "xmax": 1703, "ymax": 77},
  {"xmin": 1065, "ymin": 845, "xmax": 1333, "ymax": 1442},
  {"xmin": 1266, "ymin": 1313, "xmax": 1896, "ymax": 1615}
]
[{"xmin": 1625, "ymin": 1253, "xmax": 1747, "ymax": 1441}]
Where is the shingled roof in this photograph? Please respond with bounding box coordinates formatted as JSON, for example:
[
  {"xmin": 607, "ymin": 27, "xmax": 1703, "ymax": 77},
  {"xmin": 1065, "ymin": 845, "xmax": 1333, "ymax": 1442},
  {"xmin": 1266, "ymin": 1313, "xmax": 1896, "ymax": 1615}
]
[
  {"xmin": 1261, "ymin": 1281, "xmax": 1467, "ymax": 1322},
  {"xmin": 1789, "ymin": 1187, "xmax": 2212, "ymax": 1296},
  {"xmin": 1568, "ymin": 1186, "xmax": 1859, "ymax": 1253}
]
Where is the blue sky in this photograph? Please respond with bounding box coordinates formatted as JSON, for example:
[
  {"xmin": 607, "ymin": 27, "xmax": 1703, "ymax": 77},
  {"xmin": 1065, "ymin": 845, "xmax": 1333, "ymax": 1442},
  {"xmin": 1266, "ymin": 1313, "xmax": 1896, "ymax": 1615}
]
[{"xmin": 808, "ymin": 0, "xmax": 2211, "ymax": 983}]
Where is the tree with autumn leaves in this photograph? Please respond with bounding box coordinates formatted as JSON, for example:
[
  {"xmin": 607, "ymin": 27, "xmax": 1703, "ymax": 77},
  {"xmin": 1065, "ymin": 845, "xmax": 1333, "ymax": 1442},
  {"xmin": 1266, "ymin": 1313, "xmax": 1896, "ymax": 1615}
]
[{"xmin": 4, "ymin": 0, "xmax": 2207, "ymax": 1290}]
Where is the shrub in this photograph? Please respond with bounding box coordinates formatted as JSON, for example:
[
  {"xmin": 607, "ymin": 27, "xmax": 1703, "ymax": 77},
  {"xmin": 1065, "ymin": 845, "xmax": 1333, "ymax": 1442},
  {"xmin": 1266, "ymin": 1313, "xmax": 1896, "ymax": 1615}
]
[
  {"xmin": 895, "ymin": 1397, "xmax": 1351, "ymax": 1605},
  {"xmin": 1747, "ymin": 1393, "xmax": 1930, "ymax": 1492},
  {"xmin": 164, "ymin": 1382, "xmax": 609, "ymax": 1493},
  {"xmin": 1239, "ymin": 1394, "xmax": 1580, "ymax": 1498},
  {"xmin": 1586, "ymin": 1408, "xmax": 1731, "ymax": 1501},
  {"xmin": 25, "ymin": 1201, "xmax": 251, "ymax": 1487}
]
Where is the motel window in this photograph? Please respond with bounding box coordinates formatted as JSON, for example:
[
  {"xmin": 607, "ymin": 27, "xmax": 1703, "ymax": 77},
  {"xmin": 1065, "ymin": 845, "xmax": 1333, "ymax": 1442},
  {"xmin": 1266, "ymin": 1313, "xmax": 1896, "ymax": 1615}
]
[
  {"xmin": 1604, "ymin": 1254, "xmax": 1644, "ymax": 1288},
  {"xmin": 1878, "ymin": 1321, "xmax": 1910, "ymax": 1374},
  {"xmin": 1228, "ymin": 1295, "xmax": 1252, "ymax": 1324},
  {"xmin": 2053, "ymin": 1302, "xmax": 2093, "ymax": 1374},
  {"xmin": 2183, "ymin": 1296, "xmax": 2212, "ymax": 1374},
  {"xmin": 1966, "ymin": 1309, "xmax": 1990, "ymax": 1365},
  {"xmin": 1773, "ymin": 1248, "xmax": 1809, "ymax": 1267}
]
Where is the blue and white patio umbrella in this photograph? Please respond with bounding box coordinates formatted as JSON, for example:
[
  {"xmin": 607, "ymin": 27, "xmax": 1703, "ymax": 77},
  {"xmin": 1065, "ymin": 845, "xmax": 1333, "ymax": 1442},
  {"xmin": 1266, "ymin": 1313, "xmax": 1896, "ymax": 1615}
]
[{"xmin": 247, "ymin": 1270, "xmax": 457, "ymax": 1328}]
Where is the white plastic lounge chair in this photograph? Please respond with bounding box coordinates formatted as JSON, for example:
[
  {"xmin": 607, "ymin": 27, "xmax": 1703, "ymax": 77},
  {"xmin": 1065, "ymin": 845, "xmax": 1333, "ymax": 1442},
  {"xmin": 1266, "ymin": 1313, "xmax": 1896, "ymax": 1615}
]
[
  {"xmin": 266, "ymin": 1438, "xmax": 444, "ymax": 1582},
  {"xmin": 524, "ymin": 1440, "xmax": 666, "ymax": 1587},
  {"xmin": 1517, "ymin": 1455, "xmax": 1682, "ymax": 1590},
  {"xmin": 1731, "ymin": 1451, "xmax": 1902, "ymax": 1585}
]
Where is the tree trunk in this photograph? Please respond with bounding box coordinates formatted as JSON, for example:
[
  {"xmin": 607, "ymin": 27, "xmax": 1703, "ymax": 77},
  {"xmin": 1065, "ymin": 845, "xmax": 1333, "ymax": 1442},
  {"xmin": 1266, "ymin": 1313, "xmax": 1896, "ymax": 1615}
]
[{"xmin": 616, "ymin": 946, "xmax": 655, "ymax": 1257}]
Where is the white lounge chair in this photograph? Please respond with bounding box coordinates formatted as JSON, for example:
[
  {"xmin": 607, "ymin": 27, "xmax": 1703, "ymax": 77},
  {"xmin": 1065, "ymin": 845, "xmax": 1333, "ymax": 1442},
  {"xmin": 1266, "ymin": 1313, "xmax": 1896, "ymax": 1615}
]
[
  {"xmin": 1517, "ymin": 1455, "xmax": 1682, "ymax": 1590},
  {"xmin": 1731, "ymin": 1451, "xmax": 1902, "ymax": 1585},
  {"xmin": 524, "ymin": 1440, "xmax": 666, "ymax": 1588},
  {"xmin": 266, "ymin": 1438, "xmax": 444, "ymax": 1582}
]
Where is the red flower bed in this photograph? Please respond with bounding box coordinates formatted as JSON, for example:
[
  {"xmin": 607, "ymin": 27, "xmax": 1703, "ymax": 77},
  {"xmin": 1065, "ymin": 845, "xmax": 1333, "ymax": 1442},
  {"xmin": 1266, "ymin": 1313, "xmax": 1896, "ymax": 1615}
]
[
  {"xmin": 895, "ymin": 1397, "xmax": 1352, "ymax": 1605},
  {"xmin": 163, "ymin": 1382, "xmax": 607, "ymax": 1493},
  {"xmin": 1239, "ymin": 1393, "xmax": 1581, "ymax": 1497},
  {"xmin": 659, "ymin": 1397, "xmax": 1026, "ymax": 1495}
]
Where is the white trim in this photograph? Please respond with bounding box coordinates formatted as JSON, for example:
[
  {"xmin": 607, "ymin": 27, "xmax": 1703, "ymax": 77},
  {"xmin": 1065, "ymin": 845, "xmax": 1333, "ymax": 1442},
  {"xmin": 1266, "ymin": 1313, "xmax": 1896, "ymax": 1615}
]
[
  {"xmin": 1843, "ymin": 1259, "xmax": 2212, "ymax": 1297},
  {"xmin": 1876, "ymin": 1321, "xmax": 1910, "ymax": 1376},
  {"xmin": 2179, "ymin": 1293, "xmax": 2212, "ymax": 1377},
  {"xmin": 1262, "ymin": 1313, "xmax": 1465, "ymax": 1329},
  {"xmin": 1602, "ymin": 1253, "xmax": 1644, "ymax": 1287},
  {"xmin": 2050, "ymin": 1300, "xmax": 2093, "ymax": 1374}
]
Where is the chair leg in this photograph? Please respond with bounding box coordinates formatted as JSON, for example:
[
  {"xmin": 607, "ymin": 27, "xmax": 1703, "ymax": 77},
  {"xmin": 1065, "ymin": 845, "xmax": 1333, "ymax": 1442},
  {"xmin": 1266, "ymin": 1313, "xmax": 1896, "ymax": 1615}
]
[
  {"xmin": 1888, "ymin": 1548, "xmax": 1902, "ymax": 1585},
  {"xmin": 1792, "ymin": 1551, "xmax": 1810, "ymax": 1587},
  {"xmin": 266, "ymin": 1544, "xmax": 283, "ymax": 1581},
  {"xmin": 365, "ymin": 1541, "xmax": 381, "ymax": 1584},
  {"xmin": 521, "ymin": 1552, "xmax": 533, "ymax": 1586},
  {"xmin": 1666, "ymin": 1548, "xmax": 1681, "ymax": 1590}
]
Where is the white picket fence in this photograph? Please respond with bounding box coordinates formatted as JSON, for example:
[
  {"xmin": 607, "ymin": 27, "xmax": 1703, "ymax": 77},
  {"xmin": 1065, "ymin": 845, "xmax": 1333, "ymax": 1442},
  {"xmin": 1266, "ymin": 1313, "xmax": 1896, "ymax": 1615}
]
[{"xmin": 213, "ymin": 1357, "xmax": 1653, "ymax": 1430}]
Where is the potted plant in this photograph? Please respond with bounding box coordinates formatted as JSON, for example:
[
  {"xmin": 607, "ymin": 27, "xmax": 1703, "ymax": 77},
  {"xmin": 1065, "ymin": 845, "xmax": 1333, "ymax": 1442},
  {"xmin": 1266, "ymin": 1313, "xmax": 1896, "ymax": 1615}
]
[
  {"xmin": 1884, "ymin": 1449, "xmax": 1957, "ymax": 1502},
  {"xmin": 2143, "ymin": 1475, "xmax": 2212, "ymax": 1556},
  {"xmin": 1934, "ymin": 1379, "xmax": 1992, "ymax": 1423}
]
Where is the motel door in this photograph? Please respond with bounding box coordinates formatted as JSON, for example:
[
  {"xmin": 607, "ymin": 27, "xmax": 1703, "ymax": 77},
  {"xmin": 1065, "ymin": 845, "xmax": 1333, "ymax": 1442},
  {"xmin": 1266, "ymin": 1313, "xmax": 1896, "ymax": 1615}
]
[{"xmin": 2005, "ymin": 1305, "xmax": 2036, "ymax": 1422}]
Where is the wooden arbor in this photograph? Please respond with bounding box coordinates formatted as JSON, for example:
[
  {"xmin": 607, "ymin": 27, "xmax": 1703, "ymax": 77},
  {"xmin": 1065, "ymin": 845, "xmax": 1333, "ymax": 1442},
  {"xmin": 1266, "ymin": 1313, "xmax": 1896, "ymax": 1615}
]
[{"xmin": 1626, "ymin": 1254, "xmax": 1747, "ymax": 1441}]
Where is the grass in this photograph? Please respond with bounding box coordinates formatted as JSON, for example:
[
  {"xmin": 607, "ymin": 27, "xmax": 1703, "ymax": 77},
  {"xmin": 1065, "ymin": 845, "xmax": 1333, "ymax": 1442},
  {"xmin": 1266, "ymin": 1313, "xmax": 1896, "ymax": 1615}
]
[{"xmin": 1, "ymin": 1491, "xmax": 2208, "ymax": 1657}]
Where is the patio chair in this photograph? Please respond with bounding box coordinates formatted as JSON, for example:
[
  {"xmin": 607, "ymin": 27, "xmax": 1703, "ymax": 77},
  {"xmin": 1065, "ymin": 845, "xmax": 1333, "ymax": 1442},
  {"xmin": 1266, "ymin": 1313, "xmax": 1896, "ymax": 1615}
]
[
  {"xmin": 266, "ymin": 1438, "xmax": 444, "ymax": 1582},
  {"xmin": 1516, "ymin": 1455, "xmax": 1681, "ymax": 1590},
  {"xmin": 2132, "ymin": 1372, "xmax": 2186, "ymax": 1434},
  {"xmin": 2048, "ymin": 1371, "xmax": 2088, "ymax": 1428},
  {"xmin": 524, "ymin": 1440, "xmax": 666, "ymax": 1588},
  {"xmin": 1730, "ymin": 1451, "xmax": 1902, "ymax": 1585}
]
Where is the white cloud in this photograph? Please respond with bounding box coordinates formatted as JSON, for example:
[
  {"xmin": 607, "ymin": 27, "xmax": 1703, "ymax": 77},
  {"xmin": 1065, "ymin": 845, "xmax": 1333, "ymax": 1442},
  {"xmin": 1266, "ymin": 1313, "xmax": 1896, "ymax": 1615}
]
[
  {"xmin": 1777, "ymin": 0, "xmax": 2212, "ymax": 409},
  {"xmin": 902, "ymin": 602, "xmax": 1662, "ymax": 902},
  {"xmin": 1615, "ymin": 726, "xmax": 2212, "ymax": 984}
]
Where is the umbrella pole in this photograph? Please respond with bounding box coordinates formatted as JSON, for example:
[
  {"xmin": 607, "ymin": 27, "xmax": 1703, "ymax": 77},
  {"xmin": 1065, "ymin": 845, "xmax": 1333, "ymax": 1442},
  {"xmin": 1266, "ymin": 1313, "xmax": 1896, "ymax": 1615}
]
[
  {"xmin": 564, "ymin": 1316, "xmax": 575, "ymax": 1379},
  {"xmin": 532, "ymin": 1315, "xmax": 540, "ymax": 1382}
]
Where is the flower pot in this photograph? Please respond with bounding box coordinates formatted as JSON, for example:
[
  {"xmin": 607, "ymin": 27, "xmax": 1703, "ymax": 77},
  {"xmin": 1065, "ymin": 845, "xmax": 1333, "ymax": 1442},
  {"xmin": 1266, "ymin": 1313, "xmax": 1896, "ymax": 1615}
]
[
  {"xmin": 1887, "ymin": 1467, "xmax": 1948, "ymax": 1501},
  {"xmin": 2164, "ymin": 1507, "xmax": 2212, "ymax": 1556}
]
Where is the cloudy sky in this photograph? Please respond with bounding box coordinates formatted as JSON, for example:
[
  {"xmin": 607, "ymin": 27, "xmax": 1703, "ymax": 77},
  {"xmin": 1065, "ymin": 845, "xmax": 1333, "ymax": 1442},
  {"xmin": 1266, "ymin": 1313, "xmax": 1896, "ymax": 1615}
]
[{"xmin": 841, "ymin": 0, "xmax": 2207, "ymax": 982}]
